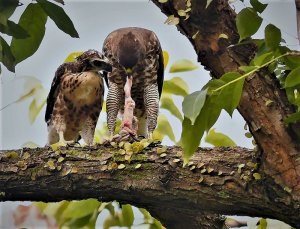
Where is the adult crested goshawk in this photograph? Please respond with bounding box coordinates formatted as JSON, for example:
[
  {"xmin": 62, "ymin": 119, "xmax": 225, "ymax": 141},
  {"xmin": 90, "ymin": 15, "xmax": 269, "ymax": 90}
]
[
  {"xmin": 102, "ymin": 27, "xmax": 164, "ymax": 138},
  {"xmin": 45, "ymin": 50, "xmax": 112, "ymax": 145}
]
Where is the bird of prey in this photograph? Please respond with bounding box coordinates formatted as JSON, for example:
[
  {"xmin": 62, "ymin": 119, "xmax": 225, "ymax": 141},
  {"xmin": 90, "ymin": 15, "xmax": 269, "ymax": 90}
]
[
  {"xmin": 102, "ymin": 27, "xmax": 164, "ymax": 138},
  {"xmin": 45, "ymin": 50, "xmax": 112, "ymax": 145}
]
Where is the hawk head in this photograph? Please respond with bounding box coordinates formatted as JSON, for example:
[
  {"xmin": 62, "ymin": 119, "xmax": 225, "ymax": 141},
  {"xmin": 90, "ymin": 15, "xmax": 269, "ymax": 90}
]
[
  {"xmin": 117, "ymin": 32, "xmax": 144, "ymax": 73},
  {"xmin": 76, "ymin": 49, "xmax": 112, "ymax": 73}
]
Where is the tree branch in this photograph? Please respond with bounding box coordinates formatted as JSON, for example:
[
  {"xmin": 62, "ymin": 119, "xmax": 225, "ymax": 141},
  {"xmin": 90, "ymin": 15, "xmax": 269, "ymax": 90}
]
[
  {"xmin": 0, "ymin": 145, "xmax": 299, "ymax": 228},
  {"xmin": 151, "ymin": 0, "xmax": 300, "ymax": 197}
]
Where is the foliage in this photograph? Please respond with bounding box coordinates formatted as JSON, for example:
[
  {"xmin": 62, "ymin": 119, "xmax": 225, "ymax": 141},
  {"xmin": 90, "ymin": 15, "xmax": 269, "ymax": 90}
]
[
  {"xmin": 32, "ymin": 200, "xmax": 164, "ymax": 229},
  {"xmin": 0, "ymin": 0, "xmax": 78, "ymax": 73},
  {"xmin": 0, "ymin": 76, "xmax": 48, "ymax": 124},
  {"xmin": 179, "ymin": 0, "xmax": 300, "ymax": 161}
]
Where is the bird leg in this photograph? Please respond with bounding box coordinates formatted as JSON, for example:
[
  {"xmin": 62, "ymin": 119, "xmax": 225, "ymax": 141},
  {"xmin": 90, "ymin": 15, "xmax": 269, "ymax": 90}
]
[
  {"xmin": 107, "ymin": 82, "xmax": 122, "ymax": 136},
  {"xmin": 58, "ymin": 131, "xmax": 75, "ymax": 146},
  {"xmin": 144, "ymin": 83, "xmax": 159, "ymax": 139}
]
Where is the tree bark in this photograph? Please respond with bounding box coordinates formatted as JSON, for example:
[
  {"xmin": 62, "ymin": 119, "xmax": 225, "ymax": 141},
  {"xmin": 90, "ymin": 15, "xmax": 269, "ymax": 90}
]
[{"xmin": 0, "ymin": 145, "xmax": 299, "ymax": 228}]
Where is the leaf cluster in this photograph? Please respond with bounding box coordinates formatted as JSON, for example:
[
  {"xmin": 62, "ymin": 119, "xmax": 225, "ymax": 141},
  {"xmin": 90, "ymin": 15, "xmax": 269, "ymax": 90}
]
[
  {"xmin": 180, "ymin": 0, "xmax": 300, "ymax": 162},
  {"xmin": 34, "ymin": 200, "xmax": 164, "ymax": 229},
  {"xmin": 0, "ymin": 0, "xmax": 78, "ymax": 73}
]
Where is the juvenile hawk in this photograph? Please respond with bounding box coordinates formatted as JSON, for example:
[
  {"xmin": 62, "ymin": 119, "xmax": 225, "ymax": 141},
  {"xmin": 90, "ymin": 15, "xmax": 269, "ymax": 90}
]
[
  {"xmin": 102, "ymin": 27, "xmax": 164, "ymax": 138},
  {"xmin": 45, "ymin": 50, "xmax": 112, "ymax": 145}
]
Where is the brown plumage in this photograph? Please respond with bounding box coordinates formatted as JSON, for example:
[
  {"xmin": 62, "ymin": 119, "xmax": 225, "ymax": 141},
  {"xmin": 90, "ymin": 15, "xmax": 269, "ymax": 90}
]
[
  {"xmin": 102, "ymin": 27, "xmax": 164, "ymax": 138},
  {"xmin": 45, "ymin": 50, "xmax": 112, "ymax": 145}
]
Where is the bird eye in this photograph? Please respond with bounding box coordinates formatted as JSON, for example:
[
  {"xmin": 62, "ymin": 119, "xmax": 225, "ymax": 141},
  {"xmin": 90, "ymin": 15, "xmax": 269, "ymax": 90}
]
[
  {"xmin": 92, "ymin": 60, "xmax": 104, "ymax": 67},
  {"xmin": 91, "ymin": 59, "xmax": 112, "ymax": 72}
]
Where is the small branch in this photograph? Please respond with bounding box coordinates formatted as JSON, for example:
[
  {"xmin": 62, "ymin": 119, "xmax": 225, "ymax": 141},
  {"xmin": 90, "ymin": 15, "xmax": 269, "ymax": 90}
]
[{"xmin": 0, "ymin": 145, "xmax": 299, "ymax": 227}]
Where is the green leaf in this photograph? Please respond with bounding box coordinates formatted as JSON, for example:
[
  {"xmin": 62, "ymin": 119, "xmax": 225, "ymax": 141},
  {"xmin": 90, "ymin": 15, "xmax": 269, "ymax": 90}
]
[
  {"xmin": 253, "ymin": 52, "xmax": 274, "ymax": 66},
  {"xmin": 285, "ymin": 66, "xmax": 300, "ymax": 88},
  {"xmin": 0, "ymin": 20, "xmax": 29, "ymax": 38},
  {"xmin": 11, "ymin": 3, "xmax": 47, "ymax": 63},
  {"xmin": 16, "ymin": 77, "xmax": 43, "ymax": 103},
  {"xmin": 257, "ymin": 218, "xmax": 267, "ymax": 229},
  {"xmin": 62, "ymin": 199, "xmax": 100, "ymax": 220},
  {"xmin": 120, "ymin": 204, "xmax": 134, "ymax": 227},
  {"xmin": 265, "ymin": 24, "xmax": 281, "ymax": 50},
  {"xmin": 284, "ymin": 112, "xmax": 300, "ymax": 124},
  {"xmin": 28, "ymin": 88, "xmax": 47, "ymax": 124},
  {"xmin": 255, "ymin": 41, "xmax": 271, "ymax": 57},
  {"xmin": 98, "ymin": 202, "xmax": 115, "ymax": 215},
  {"xmin": 161, "ymin": 94, "xmax": 183, "ymax": 121},
  {"xmin": 150, "ymin": 219, "xmax": 164, "ymax": 229},
  {"xmin": 284, "ymin": 55, "xmax": 300, "ymax": 69},
  {"xmin": 215, "ymin": 72, "xmax": 244, "ymax": 115},
  {"xmin": 208, "ymin": 72, "xmax": 244, "ymax": 116},
  {"xmin": 236, "ymin": 7, "xmax": 262, "ymax": 41},
  {"xmin": 239, "ymin": 65, "xmax": 257, "ymax": 73},
  {"xmin": 285, "ymin": 87, "xmax": 300, "ymax": 107},
  {"xmin": 0, "ymin": 35, "xmax": 15, "ymax": 72},
  {"xmin": 181, "ymin": 86, "xmax": 225, "ymax": 162},
  {"xmin": 204, "ymin": 128, "xmax": 236, "ymax": 147},
  {"xmin": 163, "ymin": 50, "xmax": 169, "ymax": 69},
  {"xmin": 181, "ymin": 113, "xmax": 205, "ymax": 163},
  {"xmin": 103, "ymin": 215, "xmax": 121, "ymax": 229},
  {"xmin": 65, "ymin": 214, "xmax": 95, "ymax": 228},
  {"xmin": 250, "ymin": 0, "xmax": 267, "ymax": 13},
  {"xmin": 0, "ymin": 0, "xmax": 19, "ymax": 25},
  {"xmin": 37, "ymin": 0, "xmax": 79, "ymax": 38},
  {"xmin": 169, "ymin": 59, "xmax": 199, "ymax": 73},
  {"xmin": 21, "ymin": 141, "xmax": 40, "ymax": 148},
  {"xmin": 37, "ymin": 201, "xmax": 69, "ymax": 224},
  {"xmin": 139, "ymin": 208, "xmax": 152, "ymax": 223},
  {"xmin": 64, "ymin": 51, "xmax": 83, "ymax": 63},
  {"xmin": 182, "ymin": 89, "xmax": 207, "ymax": 125},
  {"xmin": 163, "ymin": 77, "xmax": 189, "ymax": 96},
  {"xmin": 203, "ymin": 95, "xmax": 222, "ymax": 131},
  {"xmin": 153, "ymin": 114, "xmax": 176, "ymax": 142}
]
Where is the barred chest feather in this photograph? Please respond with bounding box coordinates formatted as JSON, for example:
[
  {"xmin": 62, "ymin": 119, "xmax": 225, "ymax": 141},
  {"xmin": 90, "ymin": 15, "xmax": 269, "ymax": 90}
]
[{"xmin": 108, "ymin": 55, "xmax": 159, "ymax": 114}]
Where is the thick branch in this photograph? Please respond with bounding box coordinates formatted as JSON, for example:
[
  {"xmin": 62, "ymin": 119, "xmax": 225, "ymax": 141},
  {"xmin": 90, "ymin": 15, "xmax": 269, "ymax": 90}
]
[
  {"xmin": 0, "ymin": 145, "xmax": 299, "ymax": 228},
  {"xmin": 151, "ymin": 0, "xmax": 300, "ymax": 197}
]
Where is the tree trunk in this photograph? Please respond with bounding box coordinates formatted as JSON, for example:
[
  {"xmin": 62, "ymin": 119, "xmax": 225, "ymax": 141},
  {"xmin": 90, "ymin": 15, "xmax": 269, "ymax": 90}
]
[
  {"xmin": 0, "ymin": 145, "xmax": 299, "ymax": 228},
  {"xmin": 151, "ymin": 0, "xmax": 300, "ymax": 199}
]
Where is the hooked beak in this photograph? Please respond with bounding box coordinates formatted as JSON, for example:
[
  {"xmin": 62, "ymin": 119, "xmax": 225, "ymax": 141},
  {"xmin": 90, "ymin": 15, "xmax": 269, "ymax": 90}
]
[{"xmin": 90, "ymin": 57, "xmax": 112, "ymax": 72}]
